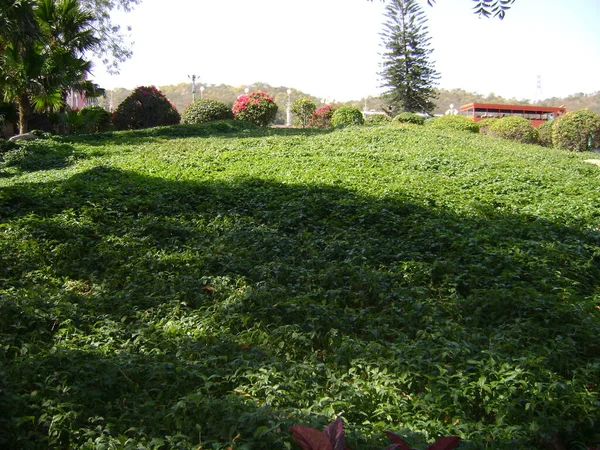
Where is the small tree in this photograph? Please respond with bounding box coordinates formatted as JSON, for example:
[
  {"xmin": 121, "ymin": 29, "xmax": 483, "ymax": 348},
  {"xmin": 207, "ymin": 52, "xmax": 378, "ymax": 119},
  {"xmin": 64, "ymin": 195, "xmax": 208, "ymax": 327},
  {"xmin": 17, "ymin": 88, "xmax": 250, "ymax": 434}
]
[
  {"xmin": 291, "ymin": 97, "xmax": 316, "ymax": 128},
  {"xmin": 379, "ymin": 0, "xmax": 439, "ymax": 116}
]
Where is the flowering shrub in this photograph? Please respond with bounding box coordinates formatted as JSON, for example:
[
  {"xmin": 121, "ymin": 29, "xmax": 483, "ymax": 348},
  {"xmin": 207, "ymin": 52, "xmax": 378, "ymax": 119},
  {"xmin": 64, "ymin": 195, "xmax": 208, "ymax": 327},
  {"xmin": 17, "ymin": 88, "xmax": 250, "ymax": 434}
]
[
  {"xmin": 181, "ymin": 99, "xmax": 233, "ymax": 124},
  {"xmin": 291, "ymin": 97, "xmax": 317, "ymax": 128},
  {"xmin": 331, "ymin": 106, "xmax": 364, "ymax": 127},
  {"xmin": 112, "ymin": 86, "xmax": 180, "ymax": 130},
  {"xmin": 310, "ymin": 104, "xmax": 335, "ymax": 128},
  {"xmin": 232, "ymin": 91, "xmax": 278, "ymax": 127}
]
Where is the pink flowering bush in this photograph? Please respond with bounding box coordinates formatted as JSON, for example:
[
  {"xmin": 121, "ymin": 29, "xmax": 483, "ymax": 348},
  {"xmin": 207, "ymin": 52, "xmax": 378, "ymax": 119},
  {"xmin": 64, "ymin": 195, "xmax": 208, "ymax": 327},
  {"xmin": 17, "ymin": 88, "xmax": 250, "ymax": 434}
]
[
  {"xmin": 232, "ymin": 91, "xmax": 278, "ymax": 127},
  {"xmin": 310, "ymin": 104, "xmax": 335, "ymax": 128},
  {"xmin": 112, "ymin": 86, "xmax": 180, "ymax": 130}
]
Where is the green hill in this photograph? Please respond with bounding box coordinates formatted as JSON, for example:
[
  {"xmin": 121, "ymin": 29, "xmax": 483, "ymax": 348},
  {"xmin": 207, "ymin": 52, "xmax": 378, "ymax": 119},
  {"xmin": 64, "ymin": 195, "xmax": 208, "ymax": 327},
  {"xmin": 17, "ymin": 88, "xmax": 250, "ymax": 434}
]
[{"xmin": 1, "ymin": 123, "xmax": 599, "ymax": 449}]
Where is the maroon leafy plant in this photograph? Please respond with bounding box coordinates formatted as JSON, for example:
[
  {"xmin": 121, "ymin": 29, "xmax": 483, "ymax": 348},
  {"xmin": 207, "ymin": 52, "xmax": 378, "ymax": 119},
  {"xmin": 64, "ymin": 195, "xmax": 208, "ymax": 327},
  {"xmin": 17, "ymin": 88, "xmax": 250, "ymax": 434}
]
[
  {"xmin": 289, "ymin": 417, "xmax": 347, "ymax": 450},
  {"xmin": 384, "ymin": 431, "xmax": 460, "ymax": 450},
  {"xmin": 289, "ymin": 419, "xmax": 461, "ymax": 450}
]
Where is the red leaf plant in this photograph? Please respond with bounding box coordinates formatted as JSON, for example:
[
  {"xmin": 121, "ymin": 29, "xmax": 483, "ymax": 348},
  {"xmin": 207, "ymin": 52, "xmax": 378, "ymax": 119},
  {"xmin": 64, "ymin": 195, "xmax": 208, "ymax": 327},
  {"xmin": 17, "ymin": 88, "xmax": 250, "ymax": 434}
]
[
  {"xmin": 289, "ymin": 418, "xmax": 460, "ymax": 450},
  {"xmin": 384, "ymin": 431, "xmax": 460, "ymax": 450},
  {"xmin": 289, "ymin": 417, "xmax": 347, "ymax": 450}
]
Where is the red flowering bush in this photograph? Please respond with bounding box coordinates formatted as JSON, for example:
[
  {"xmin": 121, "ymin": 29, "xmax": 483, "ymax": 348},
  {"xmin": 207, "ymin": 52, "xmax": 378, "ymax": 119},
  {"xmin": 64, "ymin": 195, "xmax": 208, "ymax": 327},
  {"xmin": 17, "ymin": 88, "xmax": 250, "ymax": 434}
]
[
  {"xmin": 112, "ymin": 86, "xmax": 180, "ymax": 130},
  {"xmin": 232, "ymin": 91, "xmax": 278, "ymax": 127},
  {"xmin": 310, "ymin": 104, "xmax": 335, "ymax": 128}
]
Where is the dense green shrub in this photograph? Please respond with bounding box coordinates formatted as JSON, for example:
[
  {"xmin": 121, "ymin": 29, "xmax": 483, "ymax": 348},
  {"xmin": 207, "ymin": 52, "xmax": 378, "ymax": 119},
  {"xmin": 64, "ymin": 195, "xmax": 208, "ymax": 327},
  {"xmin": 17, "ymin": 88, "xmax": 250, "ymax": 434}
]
[
  {"xmin": 477, "ymin": 118, "xmax": 499, "ymax": 135},
  {"xmin": 331, "ymin": 106, "xmax": 364, "ymax": 127},
  {"xmin": 426, "ymin": 114, "xmax": 479, "ymax": 133},
  {"xmin": 552, "ymin": 109, "xmax": 600, "ymax": 152},
  {"xmin": 112, "ymin": 86, "xmax": 180, "ymax": 130},
  {"xmin": 78, "ymin": 106, "xmax": 111, "ymax": 133},
  {"xmin": 488, "ymin": 116, "xmax": 539, "ymax": 144},
  {"xmin": 537, "ymin": 120, "xmax": 555, "ymax": 147},
  {"xmin": 310, "ymin": 105, "xmax": 335, "ymax": 128},
  {"xmin": 291, "ymin": 98, "xmax": 317, "ymax": 128},
  {"xmin": 181, "ymin": 99, "xmax": 234, "ymax": 124},
  {"xmin": 365, "ymin": 113, "xmax": 392, "ymax": 125},
  {"xmin": 232, "ymin": 91, "xmax": 278, "ymax": 127},
  {"xmin": 393, "ymin": 112, "xmax": 425, "ymax": 125}
]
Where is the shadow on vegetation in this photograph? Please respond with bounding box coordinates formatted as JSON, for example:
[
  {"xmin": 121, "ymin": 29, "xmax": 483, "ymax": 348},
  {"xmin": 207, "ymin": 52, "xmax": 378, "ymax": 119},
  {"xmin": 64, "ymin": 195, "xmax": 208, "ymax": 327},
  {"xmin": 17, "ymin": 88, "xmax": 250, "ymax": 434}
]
[
  {"xmin": 57, "ymin": 121, "xmax": 333, "ymax": 148},
  {"xmin": 0, "ymin": 140, "xmax": 83, "ymax": 174},
  {"xmin": 1, "ymin": 166, "xmax": 599, "ymax": 449}
]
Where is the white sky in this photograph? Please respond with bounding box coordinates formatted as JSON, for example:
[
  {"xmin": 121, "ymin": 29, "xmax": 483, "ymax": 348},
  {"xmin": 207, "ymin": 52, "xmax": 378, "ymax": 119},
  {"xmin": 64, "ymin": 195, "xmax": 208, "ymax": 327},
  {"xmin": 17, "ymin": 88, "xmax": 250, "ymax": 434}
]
[{"xmin": 91, "ymin": 0, "xmax": 600, "ymax": 102}]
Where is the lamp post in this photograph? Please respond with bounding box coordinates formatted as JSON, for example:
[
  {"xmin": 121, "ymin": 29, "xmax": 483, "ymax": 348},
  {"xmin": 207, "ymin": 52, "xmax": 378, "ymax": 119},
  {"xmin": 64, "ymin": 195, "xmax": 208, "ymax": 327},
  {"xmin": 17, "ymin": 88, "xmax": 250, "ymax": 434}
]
[
  {"xmin": 188, "ymin": 74, "xmax": 199, "ymax": 102},
  {"xmin": 286, "ymin": 89, "xmax": 291, "ymax": 127},
  {"xmin": 200, "ymin": 86, "xmax": 205, "ymax": 99}
]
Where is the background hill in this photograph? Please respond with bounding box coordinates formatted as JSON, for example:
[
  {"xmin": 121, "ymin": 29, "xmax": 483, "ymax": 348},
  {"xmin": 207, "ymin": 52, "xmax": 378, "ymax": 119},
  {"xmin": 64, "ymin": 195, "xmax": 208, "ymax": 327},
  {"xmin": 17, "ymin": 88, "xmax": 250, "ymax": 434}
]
[{"xmin": 97, "ymin": 83, "xmax": 600, "ymax": 119}]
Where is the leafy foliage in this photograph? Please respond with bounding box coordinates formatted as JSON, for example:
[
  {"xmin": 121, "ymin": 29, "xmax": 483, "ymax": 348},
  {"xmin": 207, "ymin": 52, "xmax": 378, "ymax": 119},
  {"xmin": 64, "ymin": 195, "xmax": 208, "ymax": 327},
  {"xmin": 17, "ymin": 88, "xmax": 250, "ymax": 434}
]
[
  {"xmin": 292, "ymin": 97, "xmax": 317, "ymax": 128},
  {"xmin": 477, "ymin": 117, "xmax": 499, "ymax": 135},
  {"xmin": 232, "ymin": 91, "xmax": 278, "ymax": 127},
  {"xmin": 552, "ymin": 109, "xmax": 600, "ymax": 152},
  {"xmin": 77, "ymin": 106, "xmax": 111, "ymax": 133},
  {"xmin": 331, "ymin": 106, "xmax": 364, "ymax": 127},
  {"xmin": 112, "ymin": 86, "xmax": 181, "ymax": 130},
  {"xmin": 181, "ymin": 98, "xmax": 234, "ymax": 124},
  {"xmin": 1, "ymin": 124, "xmax": 599, "ymax": 449},
  {"xmin": 0, "ymin": 0, "xmax": 103, "ymax": 134},
  {"xmin": 537, "ymin": 120, "xmax": 554, "ymax": 147},
  {"xmin": 379, "ymin": 0, "xmax": 439, "ymax": 115},
  {"xmin": 365, "ymin": 114, "xmax": 392, "ymax": 125},
  {"xmin": 393, "ymin": 112, "xmax": 425, "ymax": 125},
  {"xmin": 426, "ymin": 114, "xmax": 479, "ymax": 133},
  {"xmin": 488, "ymin": 116, "xmax": 539, "ymax": 144}
]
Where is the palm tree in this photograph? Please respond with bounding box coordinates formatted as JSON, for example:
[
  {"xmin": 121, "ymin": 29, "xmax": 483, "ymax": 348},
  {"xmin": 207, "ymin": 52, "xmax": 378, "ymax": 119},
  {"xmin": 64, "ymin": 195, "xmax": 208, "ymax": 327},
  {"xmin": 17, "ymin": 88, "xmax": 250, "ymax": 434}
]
[{"xmin": 0, "ymin": 0, "xmax": 102, "ymax": 134}]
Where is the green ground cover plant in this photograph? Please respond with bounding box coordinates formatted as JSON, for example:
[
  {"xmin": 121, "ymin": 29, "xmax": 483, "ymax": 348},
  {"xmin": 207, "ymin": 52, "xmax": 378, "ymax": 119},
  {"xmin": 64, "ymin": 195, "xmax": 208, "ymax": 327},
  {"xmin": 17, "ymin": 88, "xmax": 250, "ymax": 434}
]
[{"xmin": 1, "ymin": 122, "xmax": 599, "ymax": 449}]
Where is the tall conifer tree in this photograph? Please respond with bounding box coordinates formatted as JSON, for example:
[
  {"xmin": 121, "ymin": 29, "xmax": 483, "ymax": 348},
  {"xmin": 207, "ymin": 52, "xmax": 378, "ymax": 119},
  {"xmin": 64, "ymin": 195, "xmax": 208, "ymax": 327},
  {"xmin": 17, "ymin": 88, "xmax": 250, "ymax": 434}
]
[{"xmin": 379, "ymin": 0, "xmax": 439, "ymax": 115}]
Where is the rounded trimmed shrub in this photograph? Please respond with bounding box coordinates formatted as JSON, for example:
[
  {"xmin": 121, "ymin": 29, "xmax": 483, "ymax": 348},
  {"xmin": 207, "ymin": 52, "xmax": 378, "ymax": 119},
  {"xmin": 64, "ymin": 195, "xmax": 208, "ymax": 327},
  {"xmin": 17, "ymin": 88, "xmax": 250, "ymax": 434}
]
[
  {"xmin": 477, "ymin": 117, "xmax": 499, "ymax": 135},
  {"xmin": 78, "ymin": 106, "xmax": 111, "ymax": 133},
  {"xmin": 291, "ymin": 97, "xmax": 317, "ymax": 128},
  {"xmin": 393, "ymin": 112, "xmax": 425, "ymax": 125},
  {"xmin": 232, "ymin": 91, "xmax": 278, "ymax": 127},
  {"xmin": 181, "ymin": 99, "xmax": 233, "ymax": 124},
  {"xmin": 112, "ymin": 86, "xmax": 180, "ymax": 130},
  {"xmin": 552, "ymin": 109, "xmax": 600, "ymax": 152},
  {"xmin": 310, "ymin": 105, "xmax": 335, "ymax": 129},
  {"xmin": 426, "ymin": 114, "xmax": 479, "ymax": 133},
  {"xmin": 488, "ymin": 116, "xmax": 538, "ymax": 144},
  {"xmin": 331, "ymin": 106, "xmax": 364, "ymax": 127},
  {"xmin": 537, "ymin": 120, "xmax": 555, "ymax": 148},
  {"xmin": 365, "ymin": 114, "xmax": 392, "ymax": 125}
]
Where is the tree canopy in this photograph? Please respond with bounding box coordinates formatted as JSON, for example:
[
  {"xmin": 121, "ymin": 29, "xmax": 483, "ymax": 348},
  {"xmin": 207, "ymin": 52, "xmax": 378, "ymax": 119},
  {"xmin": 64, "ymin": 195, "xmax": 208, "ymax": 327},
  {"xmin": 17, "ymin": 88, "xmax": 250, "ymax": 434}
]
[{"xmin": 371, "ymin": 0, "xmax": 516, "ymax": 20}]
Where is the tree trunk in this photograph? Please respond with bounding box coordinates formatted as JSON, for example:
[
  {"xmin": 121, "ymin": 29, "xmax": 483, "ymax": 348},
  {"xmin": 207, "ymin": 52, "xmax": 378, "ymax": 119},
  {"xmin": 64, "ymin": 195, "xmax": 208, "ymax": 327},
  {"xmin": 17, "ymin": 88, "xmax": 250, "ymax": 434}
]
[{"xmin": 17, "ymin": 94, "xmax": 30, "ymax": 134}]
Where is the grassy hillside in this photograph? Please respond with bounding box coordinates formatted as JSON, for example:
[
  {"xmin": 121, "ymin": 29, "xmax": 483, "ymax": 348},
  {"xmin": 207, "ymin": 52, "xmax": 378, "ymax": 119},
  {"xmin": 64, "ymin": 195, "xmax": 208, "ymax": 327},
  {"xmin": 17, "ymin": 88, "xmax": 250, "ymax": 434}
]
[{"xmin": 1, "ymin": 123, "xmax": 599, "ymax": 449}]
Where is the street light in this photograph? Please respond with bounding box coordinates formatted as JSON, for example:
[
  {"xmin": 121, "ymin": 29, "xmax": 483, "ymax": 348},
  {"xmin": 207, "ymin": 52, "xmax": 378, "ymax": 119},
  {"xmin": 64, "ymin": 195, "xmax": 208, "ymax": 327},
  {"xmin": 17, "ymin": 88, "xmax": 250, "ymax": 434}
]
[
  {"xmin": 200, "ymin": 85, "xmax": 205, "ymax": 99},
  {"xmin": 286, "ymin": 89, "xmax": 292, "ymax": 127},
  {"xmin": 188, "ymin": 74, "xmax": 199, "ymax": 102}
]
